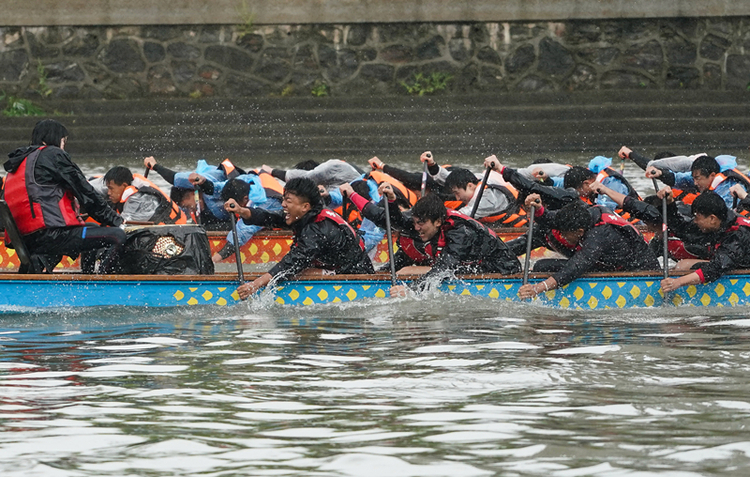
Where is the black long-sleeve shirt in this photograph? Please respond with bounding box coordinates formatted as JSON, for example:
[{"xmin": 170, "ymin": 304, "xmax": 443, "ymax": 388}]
[
  {"xmin": 508, "ymin": 205, "xmax": 660, "ymax": 287},
  {"xmin": 242, "ymin": 205, "xmax": 374, "ymax": 278},
  {"xmin": 501, "ymin": 166, "xmax": 579, "ymax": 210},
  {"xmin": 382, "ymin": 200, "xmax": 521, "ymax": 289}
]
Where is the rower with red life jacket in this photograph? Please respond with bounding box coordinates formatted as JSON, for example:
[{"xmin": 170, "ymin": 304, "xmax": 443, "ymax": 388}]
[
  {"xmin": 514, "ymin": 196, "xmax": 659, "ymax": 300},
  {"xmin": 359, "ymin": 189, "xmax": 521, "ymax": 296},
  {"xmin": 590, "ymin": 180, "xmax": 706, "ymax": 262},
  {"xmin": 661, "ymin": 190, "xmax": 750, "ymax": 293},
  {"xmin": 104, "ymin": 166, "xmax": 186, "ymax": 225},
  {"xmin": 224, "ymin": 177, "xmax": 374, "ymax": 300},
  {"xmin": 442, "ymin": 167, "xmax": 527, "ymax": 226},
  {"xmin": 3, "ymin": 119, "xmax": 126, "ymax": 273},
  {"xmin": 339, "ymin": 182, "xmax": 428, "ymax": 272}
]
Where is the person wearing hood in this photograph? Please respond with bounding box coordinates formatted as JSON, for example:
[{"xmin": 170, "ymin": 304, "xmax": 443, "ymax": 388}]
[
  {"xmin": 3, "ymin": 119, "xmax": 126, "ymax": 273},
  {"xmin": 661, "ymin": 191, "xmax": 750, "ymax": 292},
  {"xmin": 223, "ymin": 177, "xmax": 374, "ymax": 299}
]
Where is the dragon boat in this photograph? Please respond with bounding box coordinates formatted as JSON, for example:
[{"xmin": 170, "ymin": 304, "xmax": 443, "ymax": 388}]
[
  {"xmin": 0, "ymin": 228, "xmax": 653, "ymax": 270},
  {"xmin": 0, "ymin": 270, "xmax": 747, "ymax": 311}
]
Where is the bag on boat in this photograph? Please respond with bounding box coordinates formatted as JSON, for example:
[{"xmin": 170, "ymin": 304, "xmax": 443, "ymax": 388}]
[{"xmin": 121, "ymin": 225, "xmax": 214, "ymax": 275}]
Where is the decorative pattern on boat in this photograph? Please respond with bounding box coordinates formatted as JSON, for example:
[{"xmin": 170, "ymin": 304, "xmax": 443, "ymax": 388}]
[
  {"xmin": 0, "ymin": 231, "xmax": 557, "ymax": 269},
  {"xmin": 271, "ymin": 275, "xmax": 750, "ymax": 309}
]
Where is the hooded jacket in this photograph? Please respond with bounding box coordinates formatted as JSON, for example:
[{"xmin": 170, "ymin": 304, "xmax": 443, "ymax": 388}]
[{"xmin": 4, "ymin": 145, "xmax": 123, "ymax": 232}]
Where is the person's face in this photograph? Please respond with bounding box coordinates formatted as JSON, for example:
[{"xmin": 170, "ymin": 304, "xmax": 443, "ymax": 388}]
[
  {"xmin": 282, "ymin": 192, "xmax": 311, "ymax": 225},
  {"xmin": 180, "ymin": 193, "xmax": 197, "ymax": 212},
  {"xmin": 692, "ymin": 171, "xmax": 715, "ymax": 192},
  {"xmin": 60, "ymin": 137, "xmax": 67, "ymax": 151},
  {"xmin": 578, "ymin": 178, "xmax": 596, "ymax": 200},
  {"xmin": 413, "ymin": 217, "xmax": 442, "ymax": 241},
  {"xmin": 106, "ymin": 181, "xmax": 128, "ymax": 203},
  {"xmin": 560, "ymin": 228, "xmax": 585, "ymax": 246},
  {"xmin": 694, "ymin": 213, "xmax": 722, "ymax": 233},
  {"xmin": 451, "ymin": 184, "xmax": 475, "ymax": 204}
]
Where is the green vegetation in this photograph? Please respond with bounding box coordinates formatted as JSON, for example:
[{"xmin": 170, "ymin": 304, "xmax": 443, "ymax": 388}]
[
  {"xmin": 235, "ymin": 0, "xmax": 255, "ymax": 39},
  {"xmin": 189, "ymin": 90, "xmax": 203, "ymax": 99},
  {"xmin": 401, "ymin": 72, "xmax": 453, "ymax": 96},
  {"xmin": 311, "ymin": 81, "xmax": 329, "ymax": 97},
  {"xmin": 280, "ymin": 84, "xmax": 295, "ymax": 97},
  {"xmin": 37, "ymin": 61, "xmax": 53, "ymax": 98},
  {"xmin": 0, "ymin": 92, "xmax": 46, "ymax": 117}
]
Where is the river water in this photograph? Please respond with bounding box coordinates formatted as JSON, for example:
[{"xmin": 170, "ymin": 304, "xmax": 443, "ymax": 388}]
[
  {"xmin": 3, "ymin": 153, "xmax": 750, "ymax": 475},
  {"xmin": 1, "ymin": 298, "xmax": 750, "ymax": 476}
]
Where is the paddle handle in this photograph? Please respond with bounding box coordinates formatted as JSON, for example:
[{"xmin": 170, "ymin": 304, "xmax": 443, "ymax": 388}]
[
  {"xmin": 194, "ymin": 189, "xmax": 201, "ymax": 225},
  {"xmin": 420, "ymin": 161, "xmax": 428, "ymax": 198},
  {"xmin": 144, "ymin": 166, "xmax": 150, "ymax": 179},
  {"xmin": 523, "ymin": 205, "xmax": 535, "ymax": 285},
  {"xmin": 382, "ymin": 196, "xmax": 398, "ymax": 286},
  {"xmin": 652, "ymin": 178, "xmax": 669, "ymax": 281},
  {"xmin": 470, "ymin": 163, "xmax": 493, "ymax": 219},
  {"xmin": 230, "ymin": 212, "xmax": 244, "ymax": 283}
]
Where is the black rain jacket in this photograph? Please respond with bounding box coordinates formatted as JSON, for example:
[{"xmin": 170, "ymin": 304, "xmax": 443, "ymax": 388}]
[{"xmin": 242, "ymin": 204, "xmax": 374, "ymax": 278}]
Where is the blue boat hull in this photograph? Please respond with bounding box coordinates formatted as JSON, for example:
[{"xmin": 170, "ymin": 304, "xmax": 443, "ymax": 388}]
[{"xmin": 1, "ymin": 272, "xmax": 749, "ymax": 310}]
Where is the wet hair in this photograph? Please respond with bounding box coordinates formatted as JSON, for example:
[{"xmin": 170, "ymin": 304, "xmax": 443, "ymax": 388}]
[
  {"xmin": 103, "ymin": 166, "xmax": 133, "ymax": 186},
  {"xmin": 692, "ymin": 191, "xmax": 727, "ymax": 222},
  {"xmin": 444, "ymin": 168, "xmax": 479, "ymax": 191},
  {"xmin": 31, "ymin": 119, "xmax": 69, "ymax": 148},
  {"xmin": 690, "ymin": 155, "xmax": 720, "ymax": 177},
  {"xmin": 531, "ymin": 158, "xmax": 553, "ymax": 164},
  {"xmin": 350, "ymin": 180, "xmax": 371, "ymax": 200},
  {"xmin": 653, "ymin": 151, "xmax": 677, "ymax": 160},
  {"xmin": 554, "ymin": 201, "xmax": 593, "ymax": 232},
  {"xmin": 411, "ymin": 193, "xmax": 447, "ymax": 223},
  {"xmin": 293, "ymin": 160, "xmax": 320, "ymax": 171},
  {"xmin": 563, "ymin": 166, "xmax": 596, "ymax": 190},
  {"xmin": 170, "ymin": 186, "xmax": 194, "ymax": 205},
  {"xmin": 220, "ymin": 178, "xmax": 250, "ymax": 202},
  {"xmin": 284, "ymin": 177, "xmax": 321, "ymax": 207}
]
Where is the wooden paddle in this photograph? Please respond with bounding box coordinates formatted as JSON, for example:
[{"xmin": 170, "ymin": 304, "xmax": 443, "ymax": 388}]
[
  {"xmin": 470, "ymin": 163, "xmax": 493, "ymax": 219},
  {"xmin": 230, "ymin": 212, "xmax": 244, "ymax": 283},
  {"xmin": 523, "ymin": 204, "xmax": 536, "ymax": 285},
  {"xmin": 382, "ymin": 193, "xmax": 398, "ymax": 286}
]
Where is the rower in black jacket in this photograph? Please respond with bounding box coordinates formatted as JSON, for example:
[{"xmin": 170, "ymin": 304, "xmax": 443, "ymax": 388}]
[
  {"xmin": 512, "ymin": 196, "xmax": 660, "ymax": 300},
  {"xmin": 661, "ymin": 190, "xmax": 750, "ymax": 293},
  {"xmin": 224, "ymin": 177, "xmax": 374, "ymax": 299},
  {"xmin": 344, "ymin": 183, "xmax": 520, "ymax": 296}
]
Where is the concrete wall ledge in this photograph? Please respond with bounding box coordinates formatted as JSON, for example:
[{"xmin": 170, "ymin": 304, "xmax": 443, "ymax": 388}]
[{"xmin": 5, "ymin": 0, "xmax": 750, "ymax": 27}]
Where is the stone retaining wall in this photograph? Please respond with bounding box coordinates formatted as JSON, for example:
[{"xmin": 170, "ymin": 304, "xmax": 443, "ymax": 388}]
[{"xmin": 2, "ymin": 17, "xmax": 750, "ymax": 100}]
